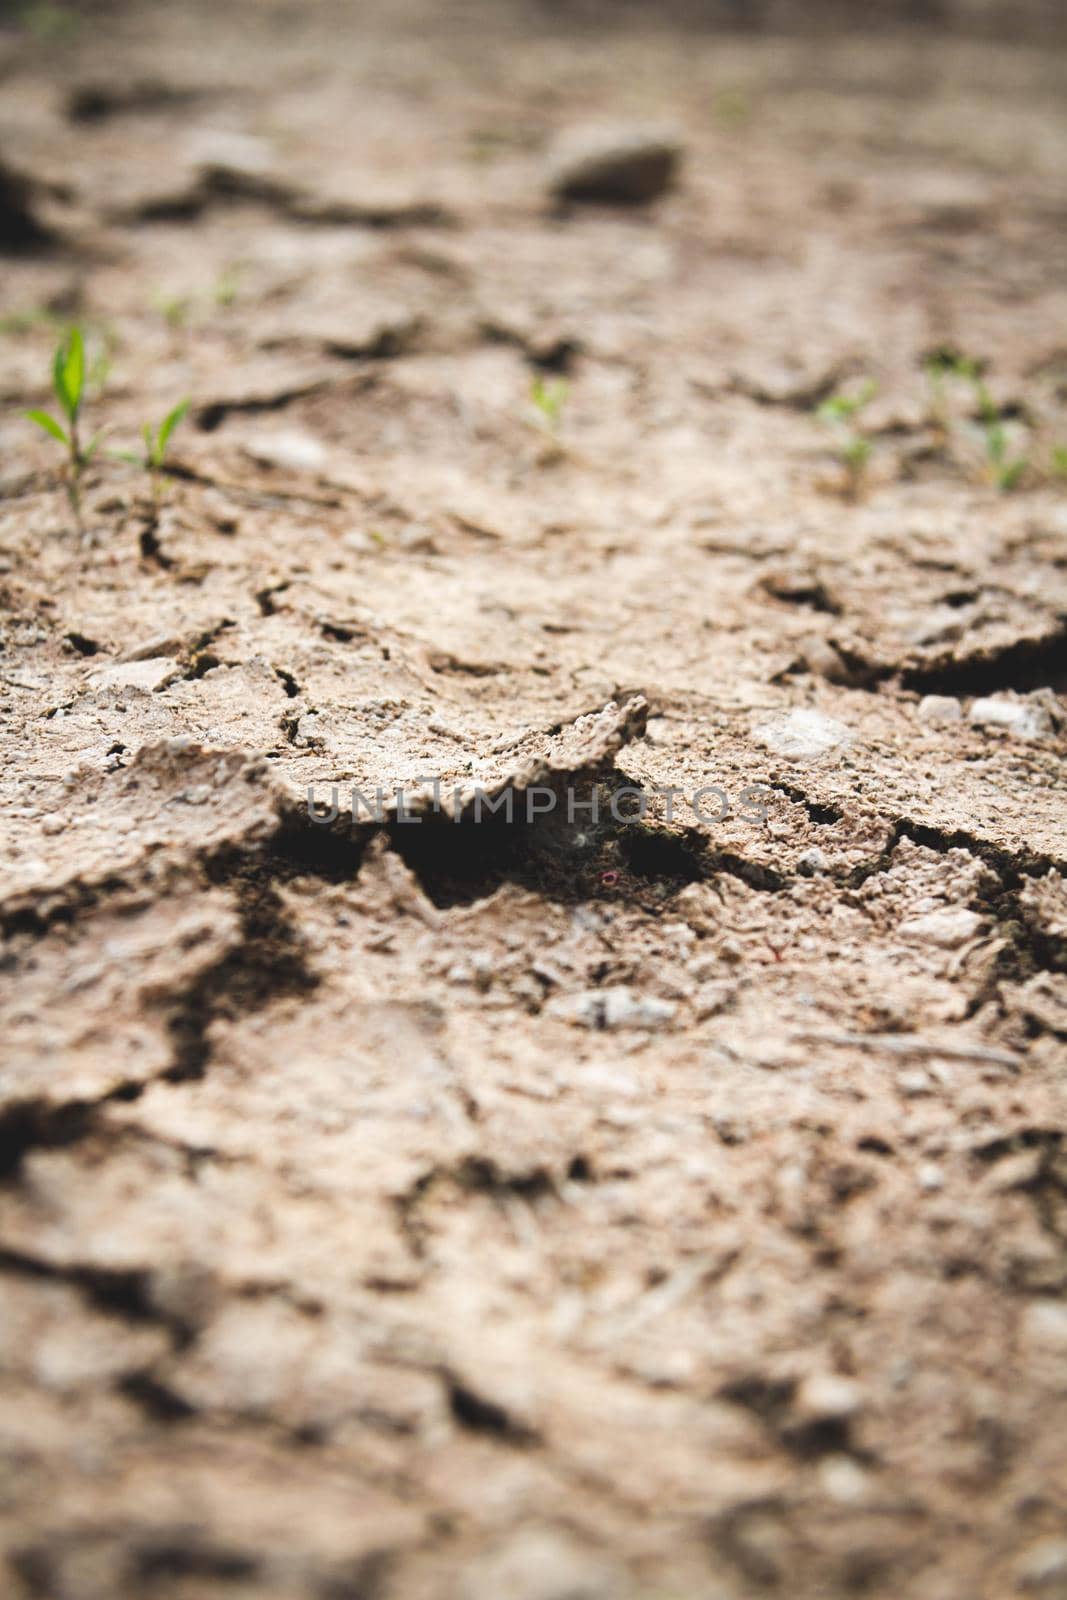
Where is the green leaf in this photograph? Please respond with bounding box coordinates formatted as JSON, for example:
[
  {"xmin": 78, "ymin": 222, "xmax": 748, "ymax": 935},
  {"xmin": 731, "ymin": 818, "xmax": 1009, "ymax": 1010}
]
[
  {"xmin": 530, "ymin": 376, "xmax": 567, "ymax": 430},
  {"xmin": 51, "ymin": 342, "xmax": 69, "ymax": 414},
  {"xmin": 25, "ymin": 408, "xmax": 68, "ymax": 445},
  {"xmin": 1051, "ymin": 446, "xmax": 1067, "ymax": 477},
  {"xmin": 109, "ymin": 449, "xmax": 143, "ymax": 466},
  {"xmin": 972, "ymin": 378, "xmax": 999, "ymax": 427},
  {"xmin": 997, "ymin": 458, "xmax": 1027, "ymax": 492},
  {"xmin": 52, "ymin": 327, "xmax": 85, "ymax": 422},
  {"xmin": 985, "ymin": 420, "xmax": 1007, "ymax": 465},
  {"xmin": 155, "ymin": 399, "xmax": 189, "ymax": 462},
  {"xmin": 818, "ymin": 381, "xmax": 875, "ymax": 426}
]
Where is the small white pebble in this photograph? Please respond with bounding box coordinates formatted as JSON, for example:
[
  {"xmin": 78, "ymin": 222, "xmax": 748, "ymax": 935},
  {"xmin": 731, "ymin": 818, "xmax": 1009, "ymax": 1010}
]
[
  {"xmin": 752, "ymin": 708, "xmax": 852, "ymax": 762},
  {"xmin": 1021, "ymin": 1299, "xmax": 1067, "ymax": 1354},
  {"xmin": 819, "ymin": 1456, "xmax": 872, "ymax": 1504},
  {"xmin": 969, "ymin": 694, "xmax": 1053, "ymax": 741},
  {"xmin": 1018, "ymin": 1539, "xmax": 1067, "ymax": 1592},
  {"xmin": 797, "ymin": 846, "xmax": 828, "ymax": 875},
  {"xmin": 898, "ymin": 907, "xmax": 985, "ymax": 948},
  {"xmin": 795, "ymin": 1372, "xmax": 863, "ymax": 1420},
  {"xmin": 917, "ymin": 694, "xmax": 962, "ymax": 725}
]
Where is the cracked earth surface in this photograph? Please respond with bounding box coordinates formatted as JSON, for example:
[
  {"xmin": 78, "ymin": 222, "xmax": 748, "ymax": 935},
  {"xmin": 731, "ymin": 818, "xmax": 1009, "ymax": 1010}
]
[{"xmin": 1, "ymin": 2, "xmax": 1066, "ymax": 1597}]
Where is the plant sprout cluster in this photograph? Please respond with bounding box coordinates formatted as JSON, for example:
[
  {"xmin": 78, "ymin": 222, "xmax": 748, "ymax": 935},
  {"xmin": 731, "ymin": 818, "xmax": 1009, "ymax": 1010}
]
[
  {"xmin": 816, "ymin": 380, "xmax": 876, "ymax": 499},
  {"xmin": 25, "ymin": 327, "xmax": 188, "ymax": 534},
  {"xmin": 923, "ymin": 352, "xmax": 1030, "ymax": 492},
  {"xmin": 529, "ymin": 374, "xmax": 570, "ymax": 440},
  {"xmin": 816, "ymin": 353, "xmax": 1065, "ymax": 498}
]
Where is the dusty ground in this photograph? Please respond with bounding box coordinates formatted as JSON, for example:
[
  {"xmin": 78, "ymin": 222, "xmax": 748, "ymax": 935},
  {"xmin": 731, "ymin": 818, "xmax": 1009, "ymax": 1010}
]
[{"xmin": 1, "ymin": 1, "xmax": 1067, "ymax": 1597}]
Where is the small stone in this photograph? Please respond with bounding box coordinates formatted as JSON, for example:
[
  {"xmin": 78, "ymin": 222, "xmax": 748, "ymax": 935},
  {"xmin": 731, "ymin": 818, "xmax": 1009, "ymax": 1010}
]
[
  {"xmin": 686, "ymin": 952, "xmax": 720, "ymax": 981},
  {"xmin": 694, "ymin": 980, "xmax": 736, "ymax": 1021},
  {"xmin": 604, "ymin": 988, "xmax": 675, "ymax": 1029},
  {"xmin": 917, "ymin": 694, "xmax": 962, "ymax": 725},
  {"xmin": 120, "ymin": 632, "xmax": 182, "ymax": 663},
  {"xmin": 342, "ymin": 529, "xmax": 379, "ymax": 554},
  {"xmin": 462, "ymin": 1528, "xmax": 622, "ymax": 1600},
  {"xmin": 1018, "ymin": 1540, "xmax": 1067, "ymax": 1593},
  {"xmin": 968, "ymin": 694, "xmax": 1053, "ymax": 742},
  {"xmin": 918, "ymin": 1163, "xmax": 944, "ymax": 1192},
  {"xmin": 294, "ymin": 711, "xmax": 325, "ymax": 747},
  {"xmin": 752, "ymin": 708, "xmax": 852, "ymax": 762},
  {"xmin": 243, "ymin": 429, "xmax": 328, "ymax": 473},
  {"xmin": 394, "ymin": 522, "xmax": 436, "ymax": 552},
  {"xmin": 1021, "ymin": 1300, "xmax": 1067, "ymax": 1355},
  {"xmin": 795, "ymin": 1372, "xmax": 864, "ymax": 1421},
  {"xmin": 802, "ymin": 638, "xmax": 851, "ymax": 682},
  {"xmin": 819, "ymin": 1456, "xmax": 873, "ymax": 1504},
  {"xmin": 898, "ymin": 906, "xmax": 984, "ymax": 948},
  {"xmin": 41, "ymin": 814, "xmax": 66, "ymax": 836},
  {"xmin": 187, "ymin": 127, "xmax": 276, "ymax": 186},
  {"xmin": 90, "ymin": 656, "xmax": 181, "ymax": 693},
  {"xmin": 470, "ymin": 953, "xmax": 494, "ymax": 993},
  {"xmin": 906, "ymin": 172, "xmax": 991, "ymax": 229},
  {"xmin": 547, "ymin": 985, "xmax": 675, "ymax": 1030},
  {"xmin": 797, "ymin": 846, "xmax": 828, "ymax": 876},
  {"xmin": 548, "ymin": 124, "xmax": 682, "ymax": 206}
]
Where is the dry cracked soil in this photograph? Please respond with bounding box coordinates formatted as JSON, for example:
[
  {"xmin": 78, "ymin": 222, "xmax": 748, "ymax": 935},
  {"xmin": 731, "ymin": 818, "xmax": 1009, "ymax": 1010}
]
[{"xmin": 1, "ymin": 1, "xmax": 1067, "ymax": 1597}]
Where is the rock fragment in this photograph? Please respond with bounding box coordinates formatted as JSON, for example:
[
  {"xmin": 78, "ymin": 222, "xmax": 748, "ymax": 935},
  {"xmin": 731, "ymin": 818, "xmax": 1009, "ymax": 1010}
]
[
  {"xmin": 898, "ymin": 907, "xmax": 985, "ymax": 948},
  {"xmin": 243, "ymin": 429, "xmax": 329, "ymax": 473},
  {"xmin": 547, "ymin": 985, "xmax": 676, "ymax": 1030},
  {"xmin": 797, "ymin": 846, "xmax": 828, "ymax": 875},
  {"xmin": 968, "ymin": 693, "xmax": 1053, "ymax": 741},
  {"xmin": 89, "ymin": 656, "xmax": 182, "ymax": 693},
  {"xmin": 752, "ymin": 707, "xmax": 852, "ymax": 761},
  {"xmin": 548, "ymin": 125, "xmax": 682, "ymax": 206},
  {"xmin": 794, "ymin": 1372, "xmax": 864, "ymax": 1421},
  {"xmin": 1021, "ymin": 1299, "xmax": 1067, "ymax": 1356},
  {"xmin": 917, "ymin": 694, "xmax": 962, "ymax": 725},
  {"xmin": 1018, "ymin": 1540, "xmax": 1067, "ymax": 1593}
]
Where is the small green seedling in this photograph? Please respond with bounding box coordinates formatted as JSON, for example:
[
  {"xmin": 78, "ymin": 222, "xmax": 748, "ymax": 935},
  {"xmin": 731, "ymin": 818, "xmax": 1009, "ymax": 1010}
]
[
  {"xmin": 25, "ymin": 326, "xmax": 103, "ymax": 532},
  {"xmin": 970, "ymin": 374, "xmax": 1027, "ymax": 492},
  {"xmin": 529, "ymin": 375, "xmax": 569, "ymax": 440},
  {"xmin": 926, "ymin": 353, "xmax": 1029, "ymax": 491},
  {"xmin": 153, "ymin": 291, "xmax": 191, "ymax": 330},
  {"xmin": 923, "ymin": 350, "xmax": 971, "ymax": 438},
  {"xmin": 816, "ymin": 379, "xmax": 876, "ymax": 498},
  {"xmin": 213, "ymin": 264, "xmax": 242, "ymax": 309},
  {"xmin": 113, "ymin": 399, "xmax": 189, "ymax": 500},
  {"xmin": 1051, "ymin": 446, "xmax": 1067, "ymax": 480}
]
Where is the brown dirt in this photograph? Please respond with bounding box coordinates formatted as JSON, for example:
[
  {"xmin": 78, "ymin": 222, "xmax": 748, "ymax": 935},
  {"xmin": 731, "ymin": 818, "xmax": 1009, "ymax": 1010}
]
[{"xmin": 1, "ymin": 3, "xmax": 1067, "ymax": 1598}]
